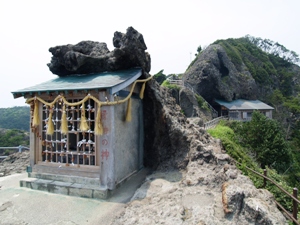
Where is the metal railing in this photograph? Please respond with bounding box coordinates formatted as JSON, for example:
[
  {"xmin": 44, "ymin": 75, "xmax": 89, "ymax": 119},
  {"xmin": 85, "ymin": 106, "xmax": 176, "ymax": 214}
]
[
  {"xmin": 234, "ymin": 160, "xmax": 299, "ymax": 225},
  {"xmin": 168, "ymin": 80, "xmax": 183, "ymax": 85},
  {"xmin": 203, "ymin": 116, "xmax": 228, "ymax": 130},
  {"xmin": 0, "ymin": 145, "xmax": 29, "ymax": 159}
]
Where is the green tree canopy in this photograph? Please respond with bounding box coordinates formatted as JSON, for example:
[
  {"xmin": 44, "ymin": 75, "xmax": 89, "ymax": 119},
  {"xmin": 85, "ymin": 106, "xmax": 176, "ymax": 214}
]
[
  {"xmin": 0, "ymin": 106, "xmax": 30, "ymax": 131},
  {"xmin": 232, "ymin": 111, "xmax": 291, "ymax": 172}
]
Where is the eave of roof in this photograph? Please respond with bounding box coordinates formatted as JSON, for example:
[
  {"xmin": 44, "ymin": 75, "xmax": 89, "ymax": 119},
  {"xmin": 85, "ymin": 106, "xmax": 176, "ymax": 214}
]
[
  {"xmin": 215, "ymin": 99, "xmax": 274, "ymax": 110},
  {"xmin": 12, "ymin": 68, "xmax": 142, "ymax": 98}
]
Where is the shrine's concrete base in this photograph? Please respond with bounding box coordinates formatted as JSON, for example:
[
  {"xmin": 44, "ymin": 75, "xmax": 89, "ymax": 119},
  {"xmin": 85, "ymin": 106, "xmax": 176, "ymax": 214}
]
[
  {"xmin": 20, "ymin": 168, "xmax": 150, "ymax": 200},
  {"xmin": 1, "ymin": 168, "xmax": 151, "ymax": 225},
  {"xmin": 20, "ymin": 172, "xmax": 109, "ymax": 199}
]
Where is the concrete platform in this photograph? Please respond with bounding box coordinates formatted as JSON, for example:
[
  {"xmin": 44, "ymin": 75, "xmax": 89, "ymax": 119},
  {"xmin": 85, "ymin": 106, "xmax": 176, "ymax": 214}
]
[
  {"xmin": 20, "ymin": 172, "xmax": 109, "ymax": 199},
  {"xmin": 20, "ymin": 169, "xmax": 150, "ymax": 200},
  {"xmin": 0, "ymin": 168, "xmax": 151, "ymax": 225}
]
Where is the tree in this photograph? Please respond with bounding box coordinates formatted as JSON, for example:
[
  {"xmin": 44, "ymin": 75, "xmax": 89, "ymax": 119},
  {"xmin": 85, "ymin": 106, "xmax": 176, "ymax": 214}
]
[
  {"xmin": 237, "ymin": 111, "xmax": 291, "ymax": 172},
  {"xmin": 0, "ymin": 106, "xmax": 30, "ymax": 131},
  {"xmin": 197, "ymin": 45, "xmax": 202, "ymax": 53},
  {"xmin": 269, "ymin": 89, "xmax": 285, "ymax": 112},
  {"xmin": 195, "ymin": 45, "xmax": 202, "ymax": 57}
]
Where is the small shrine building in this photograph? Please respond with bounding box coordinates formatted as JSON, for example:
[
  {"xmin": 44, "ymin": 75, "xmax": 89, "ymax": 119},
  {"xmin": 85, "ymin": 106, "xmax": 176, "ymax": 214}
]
[{"xmin": 12, "ymin": 68, "xmax": 151, "ymax": 198}]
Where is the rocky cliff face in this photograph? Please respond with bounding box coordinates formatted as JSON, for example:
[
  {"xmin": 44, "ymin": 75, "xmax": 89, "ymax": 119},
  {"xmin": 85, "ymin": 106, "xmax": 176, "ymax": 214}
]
[
  {"xmin": 112, "ymin": 77, "xmax": 288, "ymax": 224},
  {"xmin": 0, "ymin": 151, "xmax": 29, "ymax": 177},
  {"xmin": 183, "ymin": 44, "xmax": 258, "ymax": 103}
]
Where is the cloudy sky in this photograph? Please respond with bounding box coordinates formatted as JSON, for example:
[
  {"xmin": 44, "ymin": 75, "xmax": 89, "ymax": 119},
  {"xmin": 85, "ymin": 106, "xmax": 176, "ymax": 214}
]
[{"xmin": 1, "ymin": 0, "xmax": 299, "ymax": 107}]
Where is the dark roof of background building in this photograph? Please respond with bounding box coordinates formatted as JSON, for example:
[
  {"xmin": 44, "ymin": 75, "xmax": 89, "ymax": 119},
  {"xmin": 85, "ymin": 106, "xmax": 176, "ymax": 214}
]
[{"xmin": 215, "ymin": 99, "xmax": 274, "ymax": 110}]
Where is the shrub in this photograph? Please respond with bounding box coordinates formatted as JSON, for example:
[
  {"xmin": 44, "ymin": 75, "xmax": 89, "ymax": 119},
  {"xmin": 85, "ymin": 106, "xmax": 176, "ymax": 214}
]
[{"xmin": 161, "ymin": 80, "xmax": 181, "ymax": 90}]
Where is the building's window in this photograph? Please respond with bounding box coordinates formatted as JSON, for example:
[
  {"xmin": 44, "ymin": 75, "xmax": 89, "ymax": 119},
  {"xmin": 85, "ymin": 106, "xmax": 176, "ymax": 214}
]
[
  {"xmin": 41, "ymin": 98, "xmax": 96, "ymax": 166},
  {"xmin": 229, "ymin": 111, "xmax": 239, "ymax": 120}
]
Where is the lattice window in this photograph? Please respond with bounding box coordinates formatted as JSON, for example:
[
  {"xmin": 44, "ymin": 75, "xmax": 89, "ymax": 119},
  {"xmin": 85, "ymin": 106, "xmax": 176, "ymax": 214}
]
[
  {"xmin": 41, "ymin": 98, "xmax": 96, "ymax": 166},
  {"xmin": 229, "ymin": 111, "xmax": 239, "ymax": 120}
]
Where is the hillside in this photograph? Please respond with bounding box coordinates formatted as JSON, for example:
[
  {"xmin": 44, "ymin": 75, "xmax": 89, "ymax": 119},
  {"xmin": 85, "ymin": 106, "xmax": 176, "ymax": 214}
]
[
  {"xmin": 184, "ymin": 36, "xmax": 300, "ymax": 103},
  {"xmin": 0, "ymin": 128, "xmax": 29, "ymax": 148},
  {"xmin": 183, "ymin": 35, "xmax": 300, "ymax": 149},
  {"xmin": 0, "ymin": 106, "xmax": 30, "ymax": 131},
  {"xmin": 213, "ymin": 36, "xmax": 300, "ymax": 97}
]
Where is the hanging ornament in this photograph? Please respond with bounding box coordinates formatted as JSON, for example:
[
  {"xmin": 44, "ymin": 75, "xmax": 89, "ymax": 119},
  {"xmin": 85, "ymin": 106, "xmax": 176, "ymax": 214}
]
[
  {"xmin": 32, "ymin": 99, "xmax": 40, "ymax": 126},
  {"xmin": 47, "ymin": 107, "xmax": 54, "ymax": 135},
  {"xmin": 125, "ymin": 98, "xmax": 132, "ymax": 122},
  {"xmin": 60, "ymin": 104, "xmax": 68, "ymax": 135},
  {"xmin": 139, "ymin": 82, "xmax": 146, "ymax": 99},
  {"xmin": 95, "ymin": 104, "xmax": 103, "ymax": 135},
  {"xmin": 79, "ymin": 103, "xmax": 89, "ymax": 132}
]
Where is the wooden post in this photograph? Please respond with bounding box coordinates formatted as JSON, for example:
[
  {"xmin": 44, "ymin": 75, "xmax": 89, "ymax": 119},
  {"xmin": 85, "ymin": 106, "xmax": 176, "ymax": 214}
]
[
  {"xmin": 293, "ymin": 188, "xmax": 298, "ymax": 224},
  {"xmin": 263, "ymin": 169, "xmax": 267, "ymax": 188}
]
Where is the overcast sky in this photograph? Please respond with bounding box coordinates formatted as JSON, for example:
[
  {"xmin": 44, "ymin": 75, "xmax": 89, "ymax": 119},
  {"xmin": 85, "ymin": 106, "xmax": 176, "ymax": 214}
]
[{"xmin": 1, "ymin": 0, "xmax": 299, "ymax": 107}]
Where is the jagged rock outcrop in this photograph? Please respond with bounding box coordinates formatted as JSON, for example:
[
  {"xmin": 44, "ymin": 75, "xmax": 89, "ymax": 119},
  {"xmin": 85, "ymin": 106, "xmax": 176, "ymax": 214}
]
[
  {"xmin": 183, "ymin": 44, "xmax": 258, "ymax": 103},
  {"xmin": 47, "ymin": 27, "xmax": 151, "ymax": 76},
  {"xmin": 118, "ymin": 77, "xmax": 288, "ymax": 224},
  {"xmin": 179, "ymin": 88, "xmax": 212, "ymax": 121},
  {"xmin": 179, "ymin": 88, "xmax": 201, "ymax": 117},
  {"xmin": 0, "ymin": 151, "xmax": 29, "ymax": 177}
]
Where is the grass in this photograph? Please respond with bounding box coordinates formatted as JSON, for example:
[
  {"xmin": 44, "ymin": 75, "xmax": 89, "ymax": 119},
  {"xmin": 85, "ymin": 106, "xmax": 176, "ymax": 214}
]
[{"xmin": 208, "ymin": 121, "xmax": 298, "ymax": 216}]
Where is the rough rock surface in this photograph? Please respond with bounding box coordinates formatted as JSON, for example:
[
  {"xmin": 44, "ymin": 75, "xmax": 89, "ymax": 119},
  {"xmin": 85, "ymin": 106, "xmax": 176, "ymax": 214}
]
[
  {"xmin": 47, "ymin": 27, "xmax": 151, "ymax": 76},
  {"xmin": 0, "ymin": 151, "xmax": 29, "ymax": 177},
  {"xmin": 116, "ymin": 77, "xmax": 288, "ymax": 224},
  {"xmin": 179, "ymin": 88, "xmax": 212, "ymax": 121},
  {"xmin": 183, "ymin": 44, "xmax": 258, "ymax": 103},
  {"xmin": 111, "ymin": 140, "xmax": 287, "ymax": 224}
]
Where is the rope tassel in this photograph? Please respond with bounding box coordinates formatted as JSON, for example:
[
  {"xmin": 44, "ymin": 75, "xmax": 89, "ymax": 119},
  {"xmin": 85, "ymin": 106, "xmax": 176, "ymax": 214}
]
[
  {"xmin": 32, "ymin": 100, "xmax": 40, "ymax": 126},
  {"xmin": 47, "ymin": 109, "xmax": 54, "ymax": 135},
  {"xmin": 60, "ymin": 104, "xmax": 68, "ymax": 135},
  {"xmin": 139, "ymin": 82, "xmax": 146, "ymax": 99},
  {"xmin": 80, "ymin": 103, "xmax": 89, "ymax": 132},
  {"xmin": 95, "ymin": 104, "xmax": 103, "ymax": 135},
  {"xmin": 125, "ymin": 98, "xmax": 132, "ymax": 122}
]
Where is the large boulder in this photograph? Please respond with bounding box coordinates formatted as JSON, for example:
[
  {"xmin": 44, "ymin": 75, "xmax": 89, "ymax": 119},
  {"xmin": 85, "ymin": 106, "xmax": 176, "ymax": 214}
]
[
  {"xmin": 179, "ymin": 88, "xmax": 201, "ymax": 117},
  {"xmin": 183, "ymin": 44, "xmax": 258, "ymax": 103},
  {"xmin": 179, "ymin": 88, "xmax": 212, "ymax": 121},
  {"xmin": 47, "ymin": 27, "xmax": 151, "ymax": 76}
]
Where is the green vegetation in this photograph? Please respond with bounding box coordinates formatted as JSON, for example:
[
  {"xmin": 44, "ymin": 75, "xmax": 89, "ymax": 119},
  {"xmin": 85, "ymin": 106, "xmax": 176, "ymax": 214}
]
[
  {"xmin": 161, "ymin": 80, "xmax": 181, "ymax": 90},
  {"xmin": 0, "ymin": 128, "xmax": 29, "ymax": 147},
  {"xmin": 195, "ymin": 94, "xmax": 210, "ymax": 111},
  {"xmin": 0, "ymin": 106, "xmax": 30, "ymax": 149},
  {"xmin": 153, "ymin": 70, "xmax": 167, "ymax": 84},
  {"xmin": 207, "ymin": 117, "xmax": 296, "ymax": 213},
  {"xmin": 230, "ymin": 111, "xmax": 292, "ymax": 172},
  {"xmin": 195, "ymin": 45, "xmax": 202, "ymax": 57},
  {"xmin": 213, "ymin": 36, "xmax": 297, "ymax": 95},
  {"xmin": 0, "ymin": 106, "xmax": 30, "ymax": 131}
]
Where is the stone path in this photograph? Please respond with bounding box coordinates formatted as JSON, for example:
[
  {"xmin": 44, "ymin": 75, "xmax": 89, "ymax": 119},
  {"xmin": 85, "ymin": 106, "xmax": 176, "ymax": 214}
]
[{"xmin": 0, "ymin": 169, "xmax": 149, "ymax": 225}]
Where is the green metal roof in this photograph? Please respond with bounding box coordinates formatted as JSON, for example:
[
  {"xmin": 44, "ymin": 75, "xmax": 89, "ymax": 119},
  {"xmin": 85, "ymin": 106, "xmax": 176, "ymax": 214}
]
[
  {"xmin": 215, "ymin": 99, "xmax": 274, "ymax": 110},
  {"xmin": 12, "ymin": 68, "xmax": 142, "ymax": 98}
]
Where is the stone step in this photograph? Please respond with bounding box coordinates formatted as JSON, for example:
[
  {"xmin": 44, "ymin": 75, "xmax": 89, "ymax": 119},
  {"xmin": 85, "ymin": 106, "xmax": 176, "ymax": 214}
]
[
  {"xmin": 28, "ymin": 172, "xmax": 101, "ymax": 186},
  {"xmin": 20, "ymin": 177, "xmax": 108, "ymax": 199}
]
